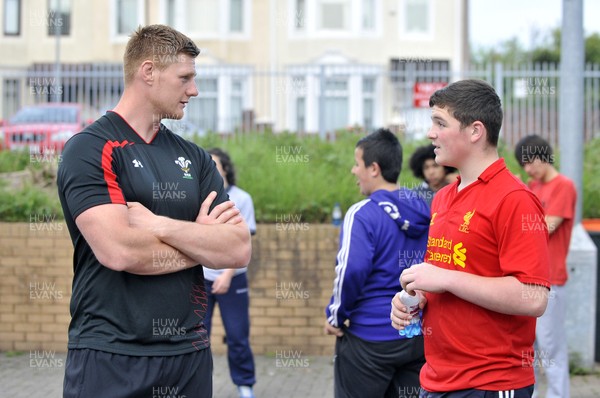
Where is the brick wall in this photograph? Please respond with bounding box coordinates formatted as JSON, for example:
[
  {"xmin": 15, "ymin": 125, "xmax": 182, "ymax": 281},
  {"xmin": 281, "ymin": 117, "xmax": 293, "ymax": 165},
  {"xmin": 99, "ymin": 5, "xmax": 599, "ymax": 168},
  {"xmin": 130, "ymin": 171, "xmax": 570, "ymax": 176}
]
[{"xmin": 0, "ymin": 223, "xmax": 339, "ymax": 356}]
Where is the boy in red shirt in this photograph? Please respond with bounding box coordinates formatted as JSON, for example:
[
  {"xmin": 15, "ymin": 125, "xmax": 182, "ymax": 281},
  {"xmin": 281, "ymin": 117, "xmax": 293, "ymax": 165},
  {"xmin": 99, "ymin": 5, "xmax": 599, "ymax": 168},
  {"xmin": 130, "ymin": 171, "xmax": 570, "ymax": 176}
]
[
  {"xmin": 515, "ymin": 134, "xmax": 576, "ymax": 398},
  {"xmin": 390, "ymin": 79, "xmax": 550, "ymax": 398}
]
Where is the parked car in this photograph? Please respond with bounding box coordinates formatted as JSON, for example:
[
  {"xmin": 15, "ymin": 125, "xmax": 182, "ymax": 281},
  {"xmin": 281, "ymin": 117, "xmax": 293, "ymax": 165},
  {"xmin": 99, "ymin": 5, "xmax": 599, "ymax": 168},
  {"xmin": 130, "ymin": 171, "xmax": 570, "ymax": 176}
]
[{"xmin": 1, "ymin": 103, "xmax": 89, "ymax": 153}]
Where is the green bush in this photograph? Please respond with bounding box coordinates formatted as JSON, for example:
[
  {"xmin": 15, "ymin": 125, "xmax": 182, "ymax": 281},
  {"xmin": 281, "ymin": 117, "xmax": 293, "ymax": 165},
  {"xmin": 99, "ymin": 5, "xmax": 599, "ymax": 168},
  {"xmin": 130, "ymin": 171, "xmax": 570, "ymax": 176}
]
[
  {"xmin": 0, "ymin": 181, "xmax": 63, "ymax": 222},
  {"xmin": 0, "ymin": 149, "xmax": 37, "ymax": 173},
  {"xmin": 0, "ymin": 134, "xmax": 598, "ymax": 222},
  {"xmin": 195, "ymin": 131, "xmax": 364, "ymax": 222},
  {"xmin": 583, "ymin": 138, "xmax": 600, "ymax": 218},
  {"xmin": 194, "ymin": 132, "xmax": 433, "ymax": 223}
]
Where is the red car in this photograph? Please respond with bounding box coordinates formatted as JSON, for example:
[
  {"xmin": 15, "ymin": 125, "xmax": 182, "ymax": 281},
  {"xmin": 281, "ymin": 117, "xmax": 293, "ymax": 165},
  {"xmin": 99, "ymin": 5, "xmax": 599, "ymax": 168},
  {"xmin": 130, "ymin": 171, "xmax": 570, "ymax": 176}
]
[{"xmin": 1, "ymin": 103, "xmax": 88, "ymax": 153}]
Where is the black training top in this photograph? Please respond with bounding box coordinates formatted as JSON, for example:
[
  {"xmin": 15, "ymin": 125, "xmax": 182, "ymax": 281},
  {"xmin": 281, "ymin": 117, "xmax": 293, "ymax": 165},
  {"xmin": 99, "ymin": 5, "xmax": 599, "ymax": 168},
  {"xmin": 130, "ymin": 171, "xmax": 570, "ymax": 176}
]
[{"xmin": 57, "ymin": 111, "xmax": 227, "ymax": 356}]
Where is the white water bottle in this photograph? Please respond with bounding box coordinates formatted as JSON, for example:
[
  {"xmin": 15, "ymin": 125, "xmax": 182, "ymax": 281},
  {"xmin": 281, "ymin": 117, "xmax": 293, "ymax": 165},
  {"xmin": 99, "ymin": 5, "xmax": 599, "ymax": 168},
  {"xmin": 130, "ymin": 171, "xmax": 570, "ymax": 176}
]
[
  {"xmin": 332, "ymin": 202, "xmax": 342, "ymax": 226},
  {"xmin": 398, "ymin": 290, "xmax": 422, "ymax": 338}
]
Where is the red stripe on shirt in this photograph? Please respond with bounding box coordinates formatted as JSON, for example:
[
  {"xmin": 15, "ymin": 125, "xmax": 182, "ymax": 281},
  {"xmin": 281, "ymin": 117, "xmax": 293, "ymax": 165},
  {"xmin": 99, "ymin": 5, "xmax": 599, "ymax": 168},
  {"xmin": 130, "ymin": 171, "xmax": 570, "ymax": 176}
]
[{"xmin": 101, "ymin": 140, "xmax": 131, "ymax": 204}]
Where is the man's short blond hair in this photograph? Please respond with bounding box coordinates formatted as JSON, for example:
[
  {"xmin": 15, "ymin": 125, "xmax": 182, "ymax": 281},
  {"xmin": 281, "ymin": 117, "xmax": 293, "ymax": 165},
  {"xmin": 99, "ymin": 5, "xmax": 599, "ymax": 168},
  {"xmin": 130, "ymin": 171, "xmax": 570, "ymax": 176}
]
[{"xmin": 123, "ymin": 25, "xmax": 200, "ymax": 85}]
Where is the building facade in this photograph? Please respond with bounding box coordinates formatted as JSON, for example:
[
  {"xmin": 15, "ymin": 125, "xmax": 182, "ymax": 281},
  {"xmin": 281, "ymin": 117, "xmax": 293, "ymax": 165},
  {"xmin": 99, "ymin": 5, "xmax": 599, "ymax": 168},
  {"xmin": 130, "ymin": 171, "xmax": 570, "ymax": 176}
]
[{"xmin": 0, "ymin": 0, "xmax": 468, "ymax": 135}]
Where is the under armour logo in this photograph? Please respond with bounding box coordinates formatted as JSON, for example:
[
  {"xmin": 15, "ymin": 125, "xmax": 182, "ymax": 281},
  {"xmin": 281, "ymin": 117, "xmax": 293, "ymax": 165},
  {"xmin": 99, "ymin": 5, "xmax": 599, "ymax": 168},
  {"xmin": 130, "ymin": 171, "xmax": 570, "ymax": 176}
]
[{"xmin": 132, "ymin": 159, "xmax": 144, "ymax": 168}]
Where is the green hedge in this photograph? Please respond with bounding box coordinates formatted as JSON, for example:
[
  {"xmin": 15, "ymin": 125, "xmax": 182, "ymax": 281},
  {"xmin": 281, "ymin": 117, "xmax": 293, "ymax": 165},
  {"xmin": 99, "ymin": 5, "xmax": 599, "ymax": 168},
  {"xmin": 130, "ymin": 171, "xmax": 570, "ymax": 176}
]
[
  {"xmin": 0, "ymin": 133, "xmax": 598, "ymax": 221},
  {"xmin": 583, "ymin": 138, "xmax": 600, "ymax": 219},
  {"xmin": 0, "ymin": 181, "xmax": 63, "ymax": 222},
  {"xmin": 196, "ymin": 131, "xmax": 369, "ymax": 223}
]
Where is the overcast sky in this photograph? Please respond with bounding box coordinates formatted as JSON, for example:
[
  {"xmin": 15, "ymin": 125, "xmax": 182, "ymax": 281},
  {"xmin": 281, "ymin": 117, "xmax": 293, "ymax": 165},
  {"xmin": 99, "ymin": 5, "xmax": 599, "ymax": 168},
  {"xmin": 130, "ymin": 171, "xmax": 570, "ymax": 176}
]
[{"xmin": 469, "ymin": 0, "xmax": 600, "ymax": 50}]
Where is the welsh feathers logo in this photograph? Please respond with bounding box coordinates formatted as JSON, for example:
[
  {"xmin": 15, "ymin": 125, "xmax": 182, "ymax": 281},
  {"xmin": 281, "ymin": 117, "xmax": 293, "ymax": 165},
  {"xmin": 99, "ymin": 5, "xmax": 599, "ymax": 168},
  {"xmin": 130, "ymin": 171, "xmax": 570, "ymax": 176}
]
[{"xmin": 175, "ymin": 157, "xmax": 193, "ymax": 180}]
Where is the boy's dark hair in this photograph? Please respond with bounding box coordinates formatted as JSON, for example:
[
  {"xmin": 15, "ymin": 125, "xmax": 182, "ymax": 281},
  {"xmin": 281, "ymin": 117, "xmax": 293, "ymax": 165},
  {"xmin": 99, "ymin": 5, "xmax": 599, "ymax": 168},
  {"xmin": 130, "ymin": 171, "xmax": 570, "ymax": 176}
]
[
  {"xmin": 409, "ymin": 144, "xmax": 456, "ymax": 180},
  {"xmin": 514, "ymin": 134, "xmax": 554, "ymax": 167},
  {"xmin": 429, "ymin": 79, "xmax": 503, "ymax": 147},
  {"xmin": 356, "ymin": 128, "xmax": 402, "ymax": 183},
  {"xmin": 207, "ymin": 147, "xmax": 236, "ymax": 186}
]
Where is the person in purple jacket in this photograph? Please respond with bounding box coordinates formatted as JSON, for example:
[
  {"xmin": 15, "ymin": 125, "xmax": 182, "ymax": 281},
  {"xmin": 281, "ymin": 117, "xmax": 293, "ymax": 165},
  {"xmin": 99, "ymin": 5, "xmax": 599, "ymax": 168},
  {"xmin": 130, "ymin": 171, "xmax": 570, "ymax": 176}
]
[{"xmin": 325, "ymin": 128, "xmax": 430, "ymax": 398}]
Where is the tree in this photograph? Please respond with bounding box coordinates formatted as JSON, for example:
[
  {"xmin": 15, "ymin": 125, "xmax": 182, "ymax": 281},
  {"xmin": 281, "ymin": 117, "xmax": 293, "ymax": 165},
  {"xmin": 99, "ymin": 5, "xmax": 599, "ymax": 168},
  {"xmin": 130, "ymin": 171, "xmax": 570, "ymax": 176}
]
[
  {"xmin": 471, "ymin": 27, "xmax": 600, "ymax": 65},
  {"xmin": 471, "ymin": 37, "xmax": 530, "ymax": 65},
  {"xmin": 585, "ymin": 33, "xmax": 600, "ymax": 64},
  {"xmin": 530, "ymin": 28, "xmax": 560, "ymax": 64}
]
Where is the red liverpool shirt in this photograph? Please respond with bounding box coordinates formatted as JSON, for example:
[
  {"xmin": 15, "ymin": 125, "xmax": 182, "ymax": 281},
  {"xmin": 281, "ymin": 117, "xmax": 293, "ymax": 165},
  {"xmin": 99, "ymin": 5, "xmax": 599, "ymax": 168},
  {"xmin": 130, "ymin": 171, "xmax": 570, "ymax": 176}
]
[
  {"xmin": 528, "ymin": 175, "xmax": 576, "ymax": 285},
  {"xmin": 421, "ymin": 158, "xmax": 550, "ymax": 392}
]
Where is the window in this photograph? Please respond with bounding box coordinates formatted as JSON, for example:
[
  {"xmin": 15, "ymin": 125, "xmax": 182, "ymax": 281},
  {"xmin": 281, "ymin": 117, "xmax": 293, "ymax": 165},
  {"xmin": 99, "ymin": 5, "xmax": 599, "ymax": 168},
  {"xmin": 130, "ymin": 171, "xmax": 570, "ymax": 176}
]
[
  {"xmin": 293, "ymin": 76, "xmax": 306, "ymax": 132},
  {"xmin": 115, "ymin": 0, "xmax": 142, "ymax": 36},
  {"xmin": 296, "ymin": 97, "xmax": 306, "ymax": 132},
  {"xmin": 165, "ymin": 0, "xmax": 248, "ymax": 38},
  {"xmin": 229, "ymin": 78, "xmax": 243, "ymax": 130},
  {"xmin": 294, "ymin": 0, "xmax": 306, "ymax": 31},
  {"xmin": 400, "ymin": 0, "xmax": 432, "ymax": 38},
  {"xmin": 166, "ymin": 0, "xmax": 176, "ymax": 27},
  {"xmin": 361, "ymin": 0, "xmax": 375, "ymax": 30},
  {"xmin": 2, "ymin": 79, "xmax": 20, "ymax": 119},
  {"xmin": 323, "ymin": 77, "xmax": 348, "ymax": 132},
  {"xmin": 182, "ymin": 69, "xmax": 251, "ymax": 134},
  {"xmin": 286, "ymin": 65, "xmax": 381, "ymax": 134},
  {"xmin": 48, "ymin": 0, "xmax": 71, "ymax": 36},
  {"xmin": 191, "ymin": 78, "xmax": 218, "ymax": 133},
  {"xmin": 318, "ymin": 0, "xmax": 350, "ymax": 31},
  {"xmin": 4, "ymin": 0, "xmax": 20, "ymax": 36},
  {"xmin": 362, "ymin": 77, "xmax": 375, "ymax": 132},
  {"xmin": 390, "ymin": 59, "xmax": 449, "ymax": 83},
  {"xmin": 187, "ymin": 0, "xmax": 218, "ymax": 35},
  {"xmin": 291, "ymin": 0, "xmax": 378, "ymax": 38},
  {"xmin": 229, "ymin": 0, "xmax": 243, "ymax": 32}
]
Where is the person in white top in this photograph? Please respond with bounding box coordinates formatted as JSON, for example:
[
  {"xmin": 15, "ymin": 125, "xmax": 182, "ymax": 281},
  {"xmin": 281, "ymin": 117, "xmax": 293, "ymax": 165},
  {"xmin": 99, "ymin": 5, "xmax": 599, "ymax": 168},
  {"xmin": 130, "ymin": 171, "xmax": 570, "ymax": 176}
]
[{"xmin": 204, "ymin": 148, "xmax": 257, "ymax": 398}]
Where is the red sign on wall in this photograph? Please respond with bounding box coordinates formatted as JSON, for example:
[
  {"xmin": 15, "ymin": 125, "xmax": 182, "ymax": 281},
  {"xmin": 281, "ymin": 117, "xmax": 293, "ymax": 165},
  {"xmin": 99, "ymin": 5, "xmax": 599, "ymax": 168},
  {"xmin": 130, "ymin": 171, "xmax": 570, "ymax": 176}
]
[{"xmin": 413, "ymin": 82, "xmax": 447, "ymax": 108}]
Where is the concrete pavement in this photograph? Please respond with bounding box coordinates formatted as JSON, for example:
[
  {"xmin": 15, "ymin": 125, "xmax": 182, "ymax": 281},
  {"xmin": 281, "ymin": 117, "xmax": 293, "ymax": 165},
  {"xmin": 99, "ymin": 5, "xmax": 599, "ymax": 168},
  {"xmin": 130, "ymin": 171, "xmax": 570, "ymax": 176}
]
[
  {"xmin": 2, "ymin": 351, "xmax": 600, "ymax": 397},
  {"xmin": 0, "ymin": 351, "xmax": 334, "ymax": 398}
]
